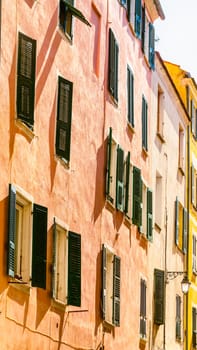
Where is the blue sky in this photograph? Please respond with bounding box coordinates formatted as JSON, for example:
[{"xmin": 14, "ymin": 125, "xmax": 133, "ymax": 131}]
[{"xmin": 154, "ymin": 0, "xmax": 197, "ymax": 81}]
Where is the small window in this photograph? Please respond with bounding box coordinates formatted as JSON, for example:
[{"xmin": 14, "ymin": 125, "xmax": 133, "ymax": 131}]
[
  {"xmin": 17, "ymin": 32, "xmax": 36, "ymax": 128},
  {"xmin": 140, "ymin": 182, "xmax": 153, "ymax": 240},
  {"xmin": 126, "ymin": 0, "xmax": 135, "ymax": 27},
  {"xmin": 157, "ymin": 86, "xmax": 164, "ymax": 140},
  {"xmin": 108, "ymin": 29, "xmax": 119, "ymax": 102},
  {"xmin": 175, "ymin": 197, "xmax": 187, "ymax": 254},
  {"xmin": 124, "ymin": 152, "xmax": 133, "ymax": 219},
  {"xmin": 193, "ymin": 234, "xmax": 197, "ymax": 274},
  {"xmin": 52, "ymin": 221, "xmax": 81, "ymax": 306},
  {"xmin": 191, "ymin": 99, "xmax": 197, "ymax": 138},
  {"xmin": 127, "ymin": 66, "xmax": 134, "ymax": 127},
  {"xmin": 134, "ymin": 0, "xmax": 142, "ymax": 38},
  {"xmin": 193, "ymin": 307, "xmax": 197, "ymax": 348},
  {"xmin": 178, "ymin": 125, "xmax": 185, "ymax": 172},
  {"xmin": 142, "ymin": 96, "xmax": 148, "ymax": 151},
  {"xmin": 7, "ymin": 184, "xmax": 48, "ymax": 289},
  {"xmin": 154, "ymin": 269, "xmax": 165, "ymax": 325},
  {"xmin": 191, "ymin": 164, "xmax": 197, "ymax": 209},
  {"xmin": 141, "ymin": 7, "xmax": 149, "ymax": 58},
  {"xmin": 155, "ymin": 173, "xmax": 163, "ymax": 229},
  {"xmin": 102, "ymin": 244, "xmax": 121, "ymax": 327},
  {"xmin": 176, "ymin": 295, "xmax": 181, "ymax": 341},
  {"xmin": 56, "ymin": 76, "xmax": 73, "ymax": 162},
  {"xmin": 132, "ymin": 166, "xmax": 142, "ymax": 228},
  {"xmin": 140, "ymin": 278, "xmax": 146, "ymax": 339}
]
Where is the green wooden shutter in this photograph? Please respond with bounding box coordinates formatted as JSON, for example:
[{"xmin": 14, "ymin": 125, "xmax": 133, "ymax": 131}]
[
  {"xmin": 32, "ymin": 204, "xmax": 48, "ymax": 289},
  {"xmin": 114, "ymin": 40, "xmax": 119, "ymax": 102},
  {"xmin": 17, "ymin": 32, "xmax": 36, "ymax": 127},
  {"xmin": 68, "ymin": 231, "xmax": 81, "ymax": 306},
  {"xmin": 113, "ymin": 255, "xmax": 121, "ymax": 327},
  {"xmin": 135, "ymin": 0, "xmax": 142, "ymax": 38},
  {"xmin": 149, "ymin": 23, "xmax": 155, "ymax": 69},
  {"xmin": 132, "ymin": 166, "xmax": 142, "ymax": 227},
  {"xmin": 108, "ymin": 29, "xmax": 119, "ymax": 102},
  {"xmin": 154, "ymin": 269, "xmax": 165, "ymax": 325},
  {"xmin": 52, "ymin": 218, "xmax": 57, "ymax": 299},
  {"xmin": 106, "ymin": 127, "xmax": 112, "ymax": 198},
  {"xmin": 127, "ymin": 66, "xmax": 134, "ymax": 126},
  {"xmin": 192, "ymin": 164, "xmax": 195, "ymax": 205},
  {"xmin": 142, "ymin": 96, "xmax": 148, "ymax": 150},
  {"xmin": 176, "ymin": 295, "xmax": 181, "ymax": 339},
  {"xmin": 141, "ymin": 6, "xmax": 145, "ymax": 52},
  {"xmin": 102, "ymin": 244, "xmax": 107, "ymax": 321},
  {"xmin": 7, "ymin": 184, "xmax": 16, "ymax": 278},
  {"xmin": 182, "ymin": 207, "xmax": 187, "ymax": 254},
  {"xmin": 124, "ymin": 151, "xmax": 130, "ymax": 216},
  {"xmin": 175, "ymin": 197, "xmax": 179, "ymax": 246},
  {"xmin": 147, "ymin": 188, "xmax": 153, "ymax": 241},
  {"xmin": 56, "ymin": 76, "xmax": 73, "ymax": 161},
  {"xmin": 116, "ymin": 146, "xmax": 124, "ymax": 212}
]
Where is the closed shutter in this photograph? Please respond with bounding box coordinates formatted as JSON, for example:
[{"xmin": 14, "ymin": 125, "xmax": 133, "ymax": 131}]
[
  {"xmin": 175, "ymin": 197, "xmax": 179, "ymax": 246},
  {"xmin": 141, "ymin": 6, "xmax": 145, "ymax": 52},
  {"xmin": 142, "ymin": 96, "xmax": 148, "ymax": 150},
  {"xmin": 193, "ymin": 308, "xmax": 197, "ymax": 348},
  {"xmin": 56, "ymin": 76, "xmax": 73, "ymax": 161},
  {"xmin": 186, "ymin": 85, "xmax": 190, "ymax": 113},
  {"xmin": 135, "ymin": 0, "xmax": 141, "ymax": 38},
  {"xmin": 102, "ymin": 245, "xmax": 107, "ymax": 321},
  {"xmin": 191, "ymin": 100, "xmax": 195, "ymax": 135},
  {"xmin": 132, "ymin": 166, "xmax": 142, "ymax": 227},
  {"xmin": 182, "ymin": 208, "xmax": 187, "ymax": 254},
  {"xmin": 176, "ymin": 295, "xmax": 181, "ymax": 339},
  {"xmin": 113, "ymin": 255, "xmax": 121, "ymax": 326},
  {"xmin": 32, "ymin": 204, "xmax": 48, "ymax": 289},
  {"xmin": 147, "ymin": 188, "xmax": 153, "ymax": 241},
  {"xmin": 154, "ymin": 269, "xmax": 165, "ymax": 325},
  {"xmin": 193, "ymin": 236, "xmax": 196, "ymax": 272},
  {"xmin": 52, "ymin": 218, "xmax": 57, "ymax": 299},
  {"xmin": 124, "ymin": 151, "xmax": 130, "ymax": 216},
  {"xmin": 17, "ymin": 32, "xmax": 36, "ymax": 127},
  {"xmin": 108, "ymin": 29, "xmax": 119, "ymax": 102},
  {"xmin": 140, "ymin": 279, "xmax": 146, "ymax": 337},
  {"xmin": 127, "ymin": 66, "xmax": 134, "ymax": 126},
  {"xmin": 106, "ymin": 127, "xmax": 112, "ymax": 197},
  {"xmin": 126, "ymin": 0, "xmax": 131, "ymax": 21},
  {"xmin": 7, "ymin": 184, "xmax": 16, "ymax": 278},
  {"xmin": 116, "ymin": 146, "xmax": 124, "ymax": 212},
  {"xmin": 192, "ymin": 165, "xmax": 195, "ymax": 206},
  {"xmin": 68, "ymin": 231, "xmax": 81, "ymax": 306},
  {"xmin": 149, "ymin": 23, "xmax": 155, "ymax": 69}
]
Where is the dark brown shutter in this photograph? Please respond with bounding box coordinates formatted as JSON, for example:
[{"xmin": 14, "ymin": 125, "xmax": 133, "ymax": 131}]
[
  {"xmin": 68, "ymin": 231, "xmax": 81, "ymax": 306},
  {"xmin": 113, "ymin": 255, "xmax": 121, "ymax": 326},
  {"xmin": 154, "ymin": 269, "xmax": 165, "ymax": 325}
]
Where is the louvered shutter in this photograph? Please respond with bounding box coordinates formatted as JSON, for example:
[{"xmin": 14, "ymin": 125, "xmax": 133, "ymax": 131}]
[
  {"xmin": 141, "ymin": 6, "xmax": 145, "ymax": 52},
  {"xmin": 154, "ymin": 269, "xmax": 165, "ymax": 325},
  {"xmin": 149, "ymin": 23, "xmax": 155, "ymax": 69},
  {"xmin": 52, "ymin": 218, "xmax": 57, "ymax": 299},
  {"xmin": 176, "ymin": 295, "xmax": 181, "ymax": 339},
  {"xmin": 68, "ymin": 231, "xmax": 81, "ymax": 306},
  {"xmin": 191, "ymin": 100, "xmax": 195, "ymax": 135},
  {"xmin": 140, "ymin": 279, "xmax": 146, "ymax": 336},
  {"xmin": 56, "ymin": 76, "xmax": 73, "ymax": 161},
  {"xmin": 132, "ymin": 166, "xmax": 142, "ymax": 227},
  {"xmin": 135, "ymin": 0, "xmax": 142, "ymax": 38},
  {"xmin": 186, "ymin": 85, "xmax": 190, "ymax": 113},
  {"xmin": 192, "ymin": 165, "xmax": 195, "ymax": 205},
  {"xmin": 114, "ymin": 40, "xmax": 119, "ymax": 102},
  {"xmin": 175, "ymin": 197, "xmax": 179, "ymax": 246},
  {"xmin": 17, "ymin": 32, "xmax": 36, "ymax": 127},
  {"xmin": 193, "ymin": 236, "xmax": 196, "ymax": 272},
  {"xmin": 102, "ymin": 245, "xmax": 107, "ymax": 321},
  {"xmin": 127, "ymin": 66, "xmax": 134, "ymax": 126},
  {"xmin": 124, "ymin": 151, "xmax": 130, "ymax": 216},
  {"xmin": 108, "ymin": 29, "xmax": 119, "ymax": 102},
  {"xmin": 147, "ymin": 188, "xmax": 153, "ymax": 241},
  {"xmin": 116, "ymin": 146, "xmax": 124, "ymax": 212},
  {"xmin": 106, "ymin": 127, "xmax": 112, "ymax": 198},
  {"xmin": 7, "ymin": 184, "xmax": 16, "ymax": 278},
  {"xmin": 113, "ymin": 255, "xmax": 121, "ymax": 326},
  {"xmin": 182, "ymin": 207, "xmax": 187, "ymax": 254},
  {"xmin": 193, "ymin": 308, "xmax": 197, "ymax": 347},
  {"xmin": 32, "ymin": 204, "xmax": 48, "ymax": 289},
  {"xmin": 142, "ymin": 96, "xmax": 148, "ymax": 150}
]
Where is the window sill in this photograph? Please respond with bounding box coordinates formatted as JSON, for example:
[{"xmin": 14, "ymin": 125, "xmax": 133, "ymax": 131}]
[
  {"xmin": 178, "ymin": 166, "xmax": 185, "ymax": 176},
  {"xmin": 55, "ymin": 155, "xmax": 70, "ymax": 169},
  {"xmin": 124, "ymin": 215, "xmax": 132, "ymax": 227},
  {"xmin": 156, "ymin": 132, "xmax": 165, "ymax": 143},
  {"xmin": 127, "ymin": 121, "xmax": 135, "ymax": 133},
  {"xmin": 139, "ymin": 335, "xmax": 148, "ymax": 344},
  {"xmin": 15, "ymin": 119, "xmax": 35, "ymax": 140},
  {"xmin": 8, "ymin": 278, "xmax": 31, "ymax": 294},
  {"xmin": 58, "ymin": 26, "xmax": 73, "ymax": 44},
  {"xmin": 105, "ymin": 197, "xmax": 115, "ymax": 213},
  {"xmin": 154, "ymin": 222, "xmax": 162, "ymax": 233},
  {"xmin": 108, "ymin": 92, "xmax": 118, "ymax": 108},
  {"xmin": 142, "ymin": 147, "xmax": 148, "ymax": 157}
]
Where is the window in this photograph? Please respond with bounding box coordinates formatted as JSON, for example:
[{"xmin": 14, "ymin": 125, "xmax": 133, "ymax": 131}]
[
  {"xmin": 178, "ymin": 125, "xmax": 185, "ymax": 172},
  {"xmin": 120, "ymin": 0, "xmax": 127, "ymax": 7},
  {"xmin": 148, "ymin": 23, "xmax": 155, "ymax": 69},
  {"xmin": 191, "ymin": 164, "xmax": 197, "ymax": 209},
  {"xmin": 127, "ymin": 65, "xmax": 134, "ymax": 127},
  {"xmin": 102, "ymin": 244, "xmax": 121, "ymax": 326},
  {"xmin": 154, "ymin": 269, "xmax": 165, "ymax": 325},
  {"xmin": 140, "ymin": 278, "xmax": 146, "ymax": 339},
  {"xmin": 193, "ymin": 307, "xmax": 197, "ymax": 348},
  {"xmin": 59, "ymin": 0, "xmax": 90, "ymax": 38},
  {"xmin": 191, "ymin": 99, "xmax": 197, "ymax": 139},
  {"xmin": 52, "ymin": 221, "xmax": 81, "ymax": 306},
  {"xmin": 141, "ymin": 7, "xmax": 149, "ymax": 58},
  {"xmin": 175, "ymin": 197, "xmax": 187, "ymax": 254},
  {"xmin": 56, "ymin": 76, "xmax": 73, "ymax": 162},
  {"xmin": 124, "ymin": 152, "xmax": 133, "ymax": 219},
  {"xmin": 126, "ymin": 0, "xmax": 135, "ymax": 27},
  {"xmin": 142, "ymin": 96, "xmax": 148, "ymax": 151},
  {"xmin": 17, "ymin": 32, "xmax": 36, "ymax": 128},
  {"xmin": 134, "ymin": 0, "xmax": 142, "ymax": 38},
  {"xmin": 140, "ymin": 182, "xmax": 153, "ymax": 240},
  {"xmin": 157, "ymin": 86, "xmax": 164, "ymax": 139},
  {"xmin": 7, "ymin": 184, "xmax": 48, "ymax": 289},
  {"xmin": 132, "ymin": 166, "xmax": 142, "ymax": 228},
  {"xmin": 108, "ymin": 28, "xmax": 119, "ymax": 102},
  {"xmin": 155, "ymin": 173, "xmax": 163, "ymax": 229},
  {"xmin": 176, "ymin": 295, "xmax": 181, "ymax": 340},
  {"xmin": 193, "ymin": 234, "xmax": 197, "ymax": 274}
]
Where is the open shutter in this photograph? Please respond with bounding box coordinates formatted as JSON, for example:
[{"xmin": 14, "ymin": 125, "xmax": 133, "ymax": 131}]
[
  {"xmin": 62, "ymin": 0, "xmax": 91, "ymax": 26},
  {"xmin": 17, "ymin": 32, "xmax": 36, "ymax": 127},
  {"xmin": 52, "ymin": 218, "xmax": 57, "ymax": 299},
  {"xmin": 182, "ymin": 207, "xmax": 187, "ymax": 254},
  {"xmin": 193, "ymin": 308, "xmax": 197, "ymax": 348},
  {"xmin": 127, "ymin": 66, "xmax": 134, "ymax": 126},
  {"xmin": 132, "ymin": 166, "xmax": 142, "ymax": 227},
  {"xmin": 124, "ymin": 151, "xmax": 130, "ymax": 216},
  {"xmin": 32, "ymin": 204, "xmax": 48, "ymax": 289},
  {"xmin": 192, "ymin": 165, "xmax": 195, "ymax": 205},
  {"xmin": 7, "ymin": 184, "xmax": 16, "ymax": 278},
  {"xmin": 135, "ymin": 0, "xmax": 142, "ymax": 38},
  {"xmin": 102, "ymin": 244, "xmax": 107, "ymax": 321},
  {"xmin": 149, "ymin": 23, "xmax": 155, "ymax": 69},
  {"xmin": 154, "ymin": 269, "xmax": 165, "ymax": 325},
  {"xmin": 108, "ymin": 29, "xmax": 118, "ymax": 102},
  {"xmin": 113, "ymin": 255, "xmax": 121, "ymax": 326},
  {"xmin": 106, "ymin": 127, "xmax": 112, "ymax": 198},
  {"xmin": 68, "ymin": 231, "xmax": 81, "ymax": 306},
  {"xmin": 56, "ymin": 76, "xmax": 73, "ymax": 161},
  {"xmin": 147, "ymin": 188, "xmax": 153, "ymax": 241},
  {"xmin": 116, "ymin": 146, "xmax": 124, "ymax": 212},
  {"xmin": 175, "ymin": 197, "xmax": 179, "ymax": 246}
]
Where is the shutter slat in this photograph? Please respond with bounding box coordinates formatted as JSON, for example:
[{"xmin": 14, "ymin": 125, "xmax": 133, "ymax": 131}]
[
  {"xmin": 7, "ymin": 184, "xmax": 16, "ymax": 278},
  {"xmin": 68, "ymin": 231, "xmax": 81, "ymax": 306}
]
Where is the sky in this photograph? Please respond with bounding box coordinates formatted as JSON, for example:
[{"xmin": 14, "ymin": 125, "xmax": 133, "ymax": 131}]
[{"xmin": 154, "ymin": 0, "xmax": 197, "ymax": 81}]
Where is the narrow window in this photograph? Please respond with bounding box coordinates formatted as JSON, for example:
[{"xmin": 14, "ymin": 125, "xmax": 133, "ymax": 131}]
[
  {"xmin": 193, "ymin": 234, "xmax": 197, "ymax": 274},
  {"xmin": 127, "ymin": 66, "xmax": 134, "ymax": 127},
  {"xmin": 108, "ymin": 29, "xmax": 119, "ymax": 102},
  {"xmin": 141, "ymin": 7, "xmax": 149, "ymax": 59},
  {"xmin": 178, "ymin": 125, "xmax": 185, "ymax": 172},
  {"xmin": 176, "ymin": 295, "xmax": 181, "ymax": 340},
  {"xmin": 155, "ymin": 173, "xmax": 163, "ymax": 229},
  {"xmin": 56, "ymin": 76, "xmax": 73, "ymax": 162},
  {"xmin": 175, "ymin": 197, "xmax": 187, "ymax": 253},
  {"xmin": 124, "ymin": 152, "xmax": 133, "ymax": 219},
  {"xmin": 147, "ymin": 188, "xmax": 153, "ymax": 241},
  {"xmin": 91, "ymin": 4, "xmax": 101, "ymax": 77},
  {"xmin": 154, "ymin": 269, "xmax": 165, "ymax": 325},
  {"xmin": 132, "ymin": 166, "xmax": 142, "ymax": 227},
  {"xmin": 135, "ymin": 0, "xmax": 142, "ymax": 38},
  {"xmin": 148, "ymin": 23, "xmax": 155, "ymax": 69},
  {"xmin": 157, "ymin": 86, "xmax": 164, "ymax": 139},
  {"xmin": 140, "ymin": 182, "xmax": 147, "ymax": 234},
  {"xmin": 142, "ymin": 96, "xmax": 148, "ymax": 151},
  {"xmin": 116, "ymin": 146, "xmax": 124, "ymax": 212},
  {"xmin": 191, "ymin": 100, "xmax": 196, "ymax": 136},
  {"xmin": 193, "ymin": 307, "xmax": 197, "ymax": 348},
  {"xmin": 140, "ymin": 278, "xmax": 146, "ymax": 339},
  {"xmin": 106, "ymin": 128, "xmax": 117, "ymax": 206},
  {"xmin": 17, "ymin": 32, "xmax": 36, "ymax": 128},
  {"xmin": 127, "ymin": 0, "xmax": 135, "ymax": 27}
]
